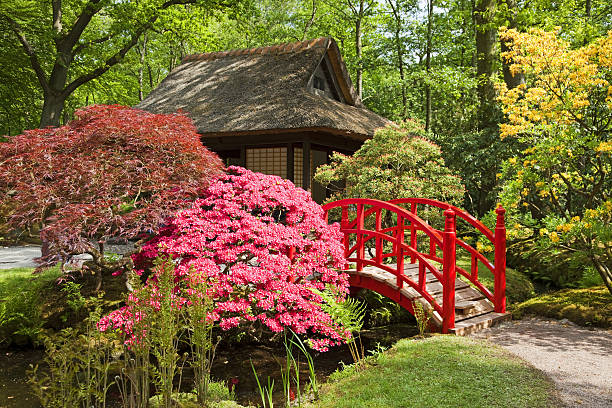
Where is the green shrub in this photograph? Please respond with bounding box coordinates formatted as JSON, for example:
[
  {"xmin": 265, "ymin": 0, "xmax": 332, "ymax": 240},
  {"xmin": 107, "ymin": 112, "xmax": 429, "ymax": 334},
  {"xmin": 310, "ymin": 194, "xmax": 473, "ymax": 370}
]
[{"xmin": 0, "ymin": 266, "xmax": 62, "ymax": 346}]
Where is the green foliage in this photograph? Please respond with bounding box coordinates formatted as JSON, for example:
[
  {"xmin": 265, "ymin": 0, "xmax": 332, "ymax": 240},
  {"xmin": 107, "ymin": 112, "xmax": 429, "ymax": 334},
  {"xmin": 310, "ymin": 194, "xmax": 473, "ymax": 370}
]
[
  {"xmin": 433, "ymin": 125, "xmax": 520, "ymax": 217},
  {"xmin": 314, "ymin": 121, "xmax": 464, "ymax": 204},
  {"xmin": 318, "ymin": 336, "xmax": 560, "ymax": 408},
  {"xmin": 411, "ymin": 301, "xmax": 431, "ymax": 337},
  {"xmin": 182, "ymin": 267, "xmax": 218, "ymax": 404},
  {"xmin": 148, "ymin": 384, "xmax": 235, "ymax": 408},
  {"xmin": 0, "ymin": 265, "xmax": 62, "ymax": 346},
  {"xmin": 288, "ymin": 332, "xmax": 318, "ymax": 401},
  {"xmin": 356, "ymin": 290, "xmax": 411, "ymax": 327},
  {"xmin": 28, "ymin": 297, "xmax": 114, "ymax": 408},
  {"xmin": 148, "ymin": 257, "xmax": 183, "ymax": 407},
  {"xmin": 251, "ymin": 360, "xmax": 275, "ymax": 408},
  {"xmin": 61, "ymin": 282, "xmax": 87, "ymax": 322},
  {"xmin": 312, "ymin": 287, "xmax": 367, "ymax": 368},
  {"xmin": 512, "ymin": 286, "xmax": 612, "ymax": 329}
]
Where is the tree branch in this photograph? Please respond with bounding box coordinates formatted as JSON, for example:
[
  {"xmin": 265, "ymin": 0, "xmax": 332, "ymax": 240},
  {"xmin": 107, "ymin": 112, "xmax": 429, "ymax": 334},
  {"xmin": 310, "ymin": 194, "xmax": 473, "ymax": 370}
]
[
  {"xmin": 63, "ymin": 0, "xmax": 206, "ymax": 97},
  {"xmin": 60, "ymin": 0, "xmax": 104, "ymax": 52},
  {"xmin": 301, "ymin": 0, "xmax": 317, "ymax": 41},
  {"xmin": 73, "ymin": 33, "xmax": 117, "ymax": 55},
  {"xmin": 4, "ymin": 15, "xmax": 50, "ymax": 94},
  {"xmin": 52, "ymin": 0, "xmax": 62, "ymax": 34}
]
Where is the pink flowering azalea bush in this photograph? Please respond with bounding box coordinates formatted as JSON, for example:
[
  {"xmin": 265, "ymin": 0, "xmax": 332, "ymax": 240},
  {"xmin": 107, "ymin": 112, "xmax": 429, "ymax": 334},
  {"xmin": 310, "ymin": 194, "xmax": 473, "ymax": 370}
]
[{"xmin": 100, "ymin": 167, "xmax": 350, "ymax": 351}]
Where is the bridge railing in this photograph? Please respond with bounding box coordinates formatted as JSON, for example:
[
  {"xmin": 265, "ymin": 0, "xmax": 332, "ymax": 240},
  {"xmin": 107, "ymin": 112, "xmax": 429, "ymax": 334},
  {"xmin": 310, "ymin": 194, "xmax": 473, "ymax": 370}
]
[
  {"xmin": 389, "ymin": 199, "xmax": 506, "ymax": 314},
  {"xmin": 322, "ymin": 198, "xmax": 464, "ymax": 332},
  {"xmin": 321, "ymin": 198, "xmax": 507, "ymax": 333}
]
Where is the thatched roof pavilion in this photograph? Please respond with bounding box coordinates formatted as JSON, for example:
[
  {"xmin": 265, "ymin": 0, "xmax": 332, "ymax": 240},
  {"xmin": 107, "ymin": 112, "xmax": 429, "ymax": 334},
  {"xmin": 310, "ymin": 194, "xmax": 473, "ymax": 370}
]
[{"xmin": 139, "ymin": 37, "xmax": 389, "ymax": 202}]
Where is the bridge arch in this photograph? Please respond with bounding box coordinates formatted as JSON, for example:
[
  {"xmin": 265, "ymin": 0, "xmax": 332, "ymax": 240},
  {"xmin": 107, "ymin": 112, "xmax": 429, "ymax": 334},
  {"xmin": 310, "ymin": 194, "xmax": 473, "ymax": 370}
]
[{"xmin": 322, "ymin": 198, "xmax": 509, "ymax": 334}]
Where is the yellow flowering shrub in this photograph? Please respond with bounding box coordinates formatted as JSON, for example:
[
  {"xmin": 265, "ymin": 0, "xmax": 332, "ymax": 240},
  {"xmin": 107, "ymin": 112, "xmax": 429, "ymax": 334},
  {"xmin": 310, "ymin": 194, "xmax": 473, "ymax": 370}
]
[{"xmin": 497, "ymin": 28, "xmax": 612, "ymax": 294}]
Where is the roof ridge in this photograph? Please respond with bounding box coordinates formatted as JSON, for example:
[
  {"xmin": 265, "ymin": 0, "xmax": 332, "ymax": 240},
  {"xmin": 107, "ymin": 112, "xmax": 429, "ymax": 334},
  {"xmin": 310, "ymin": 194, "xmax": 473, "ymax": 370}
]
[{"xmin": 182, "ymin": 37, "xmax": 330, "ymax": 63}]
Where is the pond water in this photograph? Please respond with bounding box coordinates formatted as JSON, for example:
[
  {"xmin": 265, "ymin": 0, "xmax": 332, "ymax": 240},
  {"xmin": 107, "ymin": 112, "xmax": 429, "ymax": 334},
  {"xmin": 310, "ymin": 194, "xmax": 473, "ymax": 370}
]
[{"xmin": 0, "ymin": 323, "xmax": 417, "ymax": 407}]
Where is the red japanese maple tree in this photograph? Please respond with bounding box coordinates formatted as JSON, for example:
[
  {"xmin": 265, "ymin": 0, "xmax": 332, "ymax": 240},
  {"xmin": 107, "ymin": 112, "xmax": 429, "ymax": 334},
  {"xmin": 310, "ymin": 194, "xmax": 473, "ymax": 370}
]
[
  {"xmin": 0, "ymin": 105, "xmax": 223, "ymax": 285},
  {"xmin": 100, "ymin": 167, "xmax": 350, "ymax": 351}
]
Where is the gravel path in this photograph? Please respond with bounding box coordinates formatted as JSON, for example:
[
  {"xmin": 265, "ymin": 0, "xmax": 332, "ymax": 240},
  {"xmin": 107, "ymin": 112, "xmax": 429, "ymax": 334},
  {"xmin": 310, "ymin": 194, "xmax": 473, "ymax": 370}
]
[
  {"xmin": 0, "ymin": 246, "xmax": 40, "ymax": 269},
  {"xmin": 470, "ymin": 317, "xmax": 612, "ymax": 408},
  {"xmin": 0, "ymin": 244, "xmax": 134, "ymax": 270}
]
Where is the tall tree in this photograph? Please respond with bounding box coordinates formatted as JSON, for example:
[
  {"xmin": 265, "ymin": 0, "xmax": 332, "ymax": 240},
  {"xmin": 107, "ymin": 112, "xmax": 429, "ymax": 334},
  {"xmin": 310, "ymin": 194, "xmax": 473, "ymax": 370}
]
[
  {"xmin": 499, "ymin": 0, "xmax": 524, "ymax": 89},
  {"xmin": 324, "ymin": 0, "xmax": 377, "ymax": 100},
  {"xmin": 425, "ymin": 0, "xmax": 433, "ymax": 131},
  {"xmin": 385, "ymin": 0, "xmax": 413, "ymax": 120},
  {"xmin": 473, "ymin": 0, "xmax": 497, "ymax": 128},
  {"xmin": 0, "ymin": 0, "xmax": 239, "ymax": 128}
]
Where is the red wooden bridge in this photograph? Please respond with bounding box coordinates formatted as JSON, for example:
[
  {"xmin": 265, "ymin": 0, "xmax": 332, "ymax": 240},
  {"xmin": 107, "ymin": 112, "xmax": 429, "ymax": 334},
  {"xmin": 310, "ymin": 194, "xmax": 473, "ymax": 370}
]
[{"xmin": 322, "ymin": 198, "xmax": 510, "ymax": 335}]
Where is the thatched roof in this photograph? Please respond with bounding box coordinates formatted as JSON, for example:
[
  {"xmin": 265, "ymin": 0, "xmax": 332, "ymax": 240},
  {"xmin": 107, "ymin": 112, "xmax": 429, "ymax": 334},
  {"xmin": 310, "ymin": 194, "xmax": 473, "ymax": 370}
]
[{"xmin": 138, "ymin": 37, "xmax": 389, "ymax": 139}]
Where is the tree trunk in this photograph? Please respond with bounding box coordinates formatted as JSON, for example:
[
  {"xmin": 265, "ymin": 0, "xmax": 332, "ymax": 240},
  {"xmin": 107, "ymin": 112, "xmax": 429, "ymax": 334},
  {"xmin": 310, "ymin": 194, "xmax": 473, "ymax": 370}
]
[
  {"xmin": 584, "ymin": 0, "xmax": 591, "ymax": 44},
  {"xmin": 302, "ymin": 0, "xmax": 317, "ymax": 41},
  {"xmin": 388, "ymin": 0, "xmax": 407, "ymax": 119},
  {"xmin": 473, "ymin": 0, "xmax": 497, "ymax": 129},
  {"xmin": 593, "ymin": 259, "xmax": 612, "ymax": 295},
  {"xmin": 499, "ymin": 0, "xmax": 525, "ymax": 89},
  {"xmin": 397, "ymin": 30, "xmax": 407, "ymax": 120},
  {"xmin": 425, "ymin": 0, "xmax": 433, "ymax": 132},
  {"xmin": 355, "ymin": 7, "xmax": 363, "ymax": 100},
  {"xmin": 138, "ymin": 34, "xmax": 148, "ymax": 101},
  {"xmin": 40, "ymin": 93, "xmax": 67, "ymax": 128}
]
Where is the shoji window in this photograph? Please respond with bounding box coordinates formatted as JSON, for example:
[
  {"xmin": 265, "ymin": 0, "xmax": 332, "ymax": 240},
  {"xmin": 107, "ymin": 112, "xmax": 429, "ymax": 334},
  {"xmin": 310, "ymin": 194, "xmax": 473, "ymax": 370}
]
[
  {"xmin": 245, "ymin": 147, "xmax": 287, "ymax": 178},
  {"xmin": 294, "ymin": 147, "xmax": 303, "ymax": 188}
]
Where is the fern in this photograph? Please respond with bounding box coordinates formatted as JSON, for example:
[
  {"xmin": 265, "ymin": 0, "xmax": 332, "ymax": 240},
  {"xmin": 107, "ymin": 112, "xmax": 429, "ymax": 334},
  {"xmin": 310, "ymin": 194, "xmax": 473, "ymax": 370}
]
[{"xmin": 311, "ymin": 287, "xmax": 367, "ymax": 368}]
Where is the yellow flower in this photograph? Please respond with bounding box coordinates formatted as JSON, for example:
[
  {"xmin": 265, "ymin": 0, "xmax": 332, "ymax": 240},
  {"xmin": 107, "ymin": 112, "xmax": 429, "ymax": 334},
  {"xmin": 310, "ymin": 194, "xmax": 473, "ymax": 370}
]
[{"xmin": 549, "ymin": 232, "xmax": 560, "ymax": 243}]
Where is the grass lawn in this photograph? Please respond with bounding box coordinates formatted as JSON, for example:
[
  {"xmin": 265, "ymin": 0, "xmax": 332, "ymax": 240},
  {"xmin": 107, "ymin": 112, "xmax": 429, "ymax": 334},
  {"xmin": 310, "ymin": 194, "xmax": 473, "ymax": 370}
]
[
  {"xmin": 313, "ymin": 336, "xmax": 560, "ymax": 408},
  {"xmin": 0, "ymin": 266, "xmax": 62, "ymax": 345},
  {"xmin": 512, "ymin": 286, "xmax": 612, "ymax": 328}
]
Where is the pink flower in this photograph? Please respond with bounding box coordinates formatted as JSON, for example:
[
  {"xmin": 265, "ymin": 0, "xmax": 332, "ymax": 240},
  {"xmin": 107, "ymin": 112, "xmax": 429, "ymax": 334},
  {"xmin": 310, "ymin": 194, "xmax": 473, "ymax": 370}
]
[{"xmin": 100, "ymin": 167, "xmax": 349, "ymax": 349}]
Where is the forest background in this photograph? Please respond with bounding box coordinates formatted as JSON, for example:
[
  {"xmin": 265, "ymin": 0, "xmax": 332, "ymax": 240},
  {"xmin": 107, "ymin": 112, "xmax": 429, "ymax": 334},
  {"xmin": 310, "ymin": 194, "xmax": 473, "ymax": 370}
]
[{"xmin": 1, "ymin": 0, "xmax": 611, "ymax": 290}]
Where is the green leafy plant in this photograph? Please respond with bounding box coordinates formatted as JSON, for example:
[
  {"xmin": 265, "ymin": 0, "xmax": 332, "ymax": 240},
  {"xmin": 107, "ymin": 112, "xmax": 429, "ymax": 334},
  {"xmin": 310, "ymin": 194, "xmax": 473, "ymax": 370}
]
[
  {"xmin": 289, "ymin": 333, "xmax": 318, "ymax": 401},
  {"xmin": 314, "ymin": 121, "xmax": 464, "ymax": 205},
  {"xmin": 182, "ymin": 267, "xmax": 219, "ymax": 404},
  {"xmin": 61, "ymin": 281, "xmax": 86, "ymax": 322},
  {"xmin": 0, "ymin": 266, "xmax": 62, "ymax": 346},
  {"xmin": 28, "ymin": 295, "xmax": 114, "ymax": 408},
  {"xmin": 412, "ymin": 301, "xmax": 432, "ymax": 337},
  {"xmin": 312, "ymin": 287, "xmax": 367, "ymax": 369},
  {"xmin": 251, "ymin": 360, "xmax": 275, "ymax": 408}
]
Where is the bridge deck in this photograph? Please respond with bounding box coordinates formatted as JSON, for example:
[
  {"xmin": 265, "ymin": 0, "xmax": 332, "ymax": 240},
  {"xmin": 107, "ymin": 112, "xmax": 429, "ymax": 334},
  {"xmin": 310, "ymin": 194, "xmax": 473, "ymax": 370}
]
[{"xmin": 346, "ymin": 262, "xmax": 510, "ymax": 335}]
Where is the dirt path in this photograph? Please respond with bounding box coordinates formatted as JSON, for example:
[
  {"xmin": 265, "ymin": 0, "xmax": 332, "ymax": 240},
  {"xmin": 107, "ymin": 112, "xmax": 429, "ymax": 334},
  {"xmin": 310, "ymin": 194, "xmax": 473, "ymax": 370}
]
[{"xmin": 470, "ymin": 317, "xmax": 612, "ymax": 408}]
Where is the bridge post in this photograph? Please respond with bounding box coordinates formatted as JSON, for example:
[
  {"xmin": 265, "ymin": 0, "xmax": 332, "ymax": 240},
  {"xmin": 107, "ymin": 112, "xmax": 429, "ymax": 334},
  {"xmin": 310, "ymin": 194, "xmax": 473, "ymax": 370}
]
[
  {"xmin": 397, "ymin": 215, "xmax": 404, "ymax": 288},
  {"xmin": 494, "ymin": 206, "xmax": 507, "ymax": 313},
  {"xmin": 357, "ymin": 204, "xmax": 365, "ymax": 271},
  {"xmin": 442, "ymin": 209, "xmax": 457, "ymax": 333}
]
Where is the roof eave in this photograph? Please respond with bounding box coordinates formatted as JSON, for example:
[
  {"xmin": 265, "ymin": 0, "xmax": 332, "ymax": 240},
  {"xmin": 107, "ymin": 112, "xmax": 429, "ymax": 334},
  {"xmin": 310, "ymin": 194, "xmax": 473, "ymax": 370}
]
[{"xmin": 199, "ymin": 126, "xmax": 373, "ymax": 142}]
